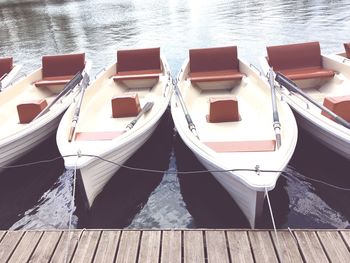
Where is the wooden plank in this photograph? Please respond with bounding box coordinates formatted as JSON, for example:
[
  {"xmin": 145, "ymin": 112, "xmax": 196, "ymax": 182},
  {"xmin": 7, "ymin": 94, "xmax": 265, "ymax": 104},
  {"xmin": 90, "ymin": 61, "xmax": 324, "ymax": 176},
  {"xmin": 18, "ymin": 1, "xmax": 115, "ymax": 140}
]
[
  {"xmin": 115, "ymin": 231, "xmax": 140, "ymax": 263},
  {"xmin": 93, "ymin": 230, "xmax": 120, "ymax": 262},
  {"xmin": 205, "ymin": 231, "xmax": 229, "ymax": 263},
  {"xmin": 0, "ymin": 231, "xmax": 24, "ymax": 262},
  {"xmin": 160, "ymin": 231, "xmax": 181, "ymax": 263},
  {"xmin": 71, "ymin": 230, "xmax": 101, "ymax": 263},
  {"xmin": 8, "ymin": 231, "xmax": 42, "ymax": 263},
  {"xmin": 226, "ymin": 230, "xmax": 253, "ymax": 263},
  {"xmin": 50, "ymin": 230, "xmax": 82, "ymax": 263},
  {"xmin": 340, "ymin": 231, "xmax": 350, "ymax": 249},
  {"xmin": 248, "ymin": 231, "xmax": 278, "ymax": 262},
  {"xmin": 270, "ymin": 231, "xmax": 303, "ymax": 263},
  {"xmin": 294, "ymin": 231, "xmax": 329, "ymax": 263},
  {"xmin": 183, "ymin": 230, "xmax": 205, "ymax": 263},
  {"xmin": 29, "ymin": 231, "xmax": 62, "ymax": 263},
  {"xmin": 138, "ymin": 231, "xmax": 161, "ymax": 263},
  {"xmin": 317, "ymin": 231, "xmax": 350, "ymax": 262}
]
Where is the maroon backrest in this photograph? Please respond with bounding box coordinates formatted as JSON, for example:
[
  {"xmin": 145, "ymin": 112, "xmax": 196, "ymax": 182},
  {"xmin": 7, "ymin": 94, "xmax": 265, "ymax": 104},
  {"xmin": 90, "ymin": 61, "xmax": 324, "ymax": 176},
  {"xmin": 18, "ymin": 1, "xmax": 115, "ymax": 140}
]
[
  {"xmin": 189, "ymin": 46, "xmax": 239, "ymax": 73},
  {"xmin": 267, "ymin": 42, "xmax": 322, "ymax": 71},
  {"xmin": 117, "ymin": 47, "xmax": 161, "ymax": 73},
  {"xmin": 42, "ymin": 53, "xmax": 85, "ymax": 78},
  {"xmin": 0, "ymin": 57, "xmax": 13, "ymax": 77},
  {"xmin": 344, "ymin": 43, "xmax": 350, "ymax": 58}
]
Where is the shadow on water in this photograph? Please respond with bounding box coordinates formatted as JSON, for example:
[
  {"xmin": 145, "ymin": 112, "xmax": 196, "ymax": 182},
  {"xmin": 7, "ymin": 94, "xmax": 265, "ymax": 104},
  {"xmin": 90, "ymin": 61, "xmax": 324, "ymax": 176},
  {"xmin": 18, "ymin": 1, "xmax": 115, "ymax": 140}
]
[
  {"xmin": 260, "ymin": 129, "xmax": 350, "ymax": 229},
  {"xmin": 77, "ymin": 109, "xmax": 175, "ymax": 229},
  {"xmin": 286, "ymin": 129, "xmax": 350, "ymax": 228},
  {"xmin": 174, "ymin": 135, "xmax": 250, "ymax": 228},
  {"xmin": 0, "ymin": 133, "xmax": 64, "ymax": 230}
]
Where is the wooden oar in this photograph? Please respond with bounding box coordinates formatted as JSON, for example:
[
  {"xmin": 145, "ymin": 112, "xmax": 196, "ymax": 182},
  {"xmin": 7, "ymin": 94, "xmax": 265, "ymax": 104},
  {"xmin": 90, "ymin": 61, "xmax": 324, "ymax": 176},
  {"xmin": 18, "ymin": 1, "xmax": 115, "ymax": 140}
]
[
  {"xmin": 33, "ymin": 71, "xmax": 83, "ymax": 121},
  {"xmin": 68, "ymin": 73, "xmax": 90, "ymax": 142},
  {"xmin": 268, "ymin": 68, "xmax": 282, "ymax": 148},
  {"xmin": 173, "ymin": 79, "xmax": 199, "ymax": 139},
  {"xmin": 125, "ymin": 102, "xmax": 154, "ymax": 131},
  {"xmin": 0, "ymin": 73, "xmax": 8, "ymax": 91},
  {"xmin": 275, "ymin": 72, "xmax": 350, "ymax": 129}
]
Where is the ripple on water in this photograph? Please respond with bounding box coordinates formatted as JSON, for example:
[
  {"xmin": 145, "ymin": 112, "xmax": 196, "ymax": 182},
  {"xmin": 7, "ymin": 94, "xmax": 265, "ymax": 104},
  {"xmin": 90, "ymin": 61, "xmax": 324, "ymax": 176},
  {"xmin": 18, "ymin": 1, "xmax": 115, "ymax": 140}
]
[
  {"xmin": 10, "ymin": 170, "xmax": 77, "ymax": 230},
  {"xmin": 127, "ymin": 151, "xmax": 194, "ymax": 229},
  {"xmin": 282, "ymin": 166, "xmax": 350, "ymax": 229}
]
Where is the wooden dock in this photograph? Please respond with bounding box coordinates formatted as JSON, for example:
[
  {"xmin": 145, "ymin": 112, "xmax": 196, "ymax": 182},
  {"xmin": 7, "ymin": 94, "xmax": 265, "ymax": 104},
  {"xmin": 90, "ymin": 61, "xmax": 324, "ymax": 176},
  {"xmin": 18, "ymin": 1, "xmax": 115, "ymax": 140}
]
[{"xmin": 0, "ymin": 229, "xmax": 349, "ymax": 262}]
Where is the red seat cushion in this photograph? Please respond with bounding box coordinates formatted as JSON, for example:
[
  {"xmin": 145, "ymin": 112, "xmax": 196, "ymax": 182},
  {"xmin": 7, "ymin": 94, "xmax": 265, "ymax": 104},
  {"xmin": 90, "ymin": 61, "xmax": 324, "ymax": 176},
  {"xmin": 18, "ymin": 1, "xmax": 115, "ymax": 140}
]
[
  {"xmin": 111, "ymin": 94, "xmax": 141, "ymax": 118},
  {"xmin": 322, "ymin": 95, "xmax": 350, "ymax": 122},
  {"xmin": 208, "ymin": 97, "xmax": 240, "ymax": 123},
  {"xmin": 17, "ymin": 99, "xmax": 48, "ymax": 124},
  {"xmin": 35, "ymin": 53, "xmax": 85, "ymax": 87},
  {"xmin": 188, "ymin": 46, "xmax": 242, "ymax": 82},
  {"xmin": 344, "ymin": 43, "xmax": 350, "ymax": 58},
  {"xmin": 117, "ymin": 47, "xmax": 161, "ymax": 73},
  {"xmin": 267, "ymin": 42, "xmax": 335, "ymax": 80},
  {"xmin": 42, "ymin": 53, "xmax": 85, "ymax": 78},
  {"xmin": 0, "ymin": 57, "xmax": 13, "ymax": 78}
]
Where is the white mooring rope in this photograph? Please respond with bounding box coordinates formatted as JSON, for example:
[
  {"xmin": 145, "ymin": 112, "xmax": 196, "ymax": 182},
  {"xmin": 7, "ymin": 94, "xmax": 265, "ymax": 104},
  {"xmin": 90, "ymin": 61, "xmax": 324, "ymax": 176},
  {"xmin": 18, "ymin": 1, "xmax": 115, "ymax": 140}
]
[{"xmin": 265, "ymin": 187, "xmax": 283, "ymax": 262}]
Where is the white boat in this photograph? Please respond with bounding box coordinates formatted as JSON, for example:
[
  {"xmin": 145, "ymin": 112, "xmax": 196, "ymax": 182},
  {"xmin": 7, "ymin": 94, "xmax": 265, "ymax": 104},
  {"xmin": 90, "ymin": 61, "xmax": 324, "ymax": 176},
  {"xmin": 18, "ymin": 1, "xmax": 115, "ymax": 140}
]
[
  {"xmin": 0, "ymin": 57, "xmax": 22, "ymax": 90},
  {"xmin": 0, "ymin": 53, "xmax": 90, "ymax": 172},
  {"xmin": 171, "ymin": 46, "xmax": 297, "ymax": 228},
  {"xmin": 261, "ymin": 41, "xmax": 350, "ymax": 160},
  {"xmin": 57, "ymin": 47, "xmax": 172, "ymax": 209}
]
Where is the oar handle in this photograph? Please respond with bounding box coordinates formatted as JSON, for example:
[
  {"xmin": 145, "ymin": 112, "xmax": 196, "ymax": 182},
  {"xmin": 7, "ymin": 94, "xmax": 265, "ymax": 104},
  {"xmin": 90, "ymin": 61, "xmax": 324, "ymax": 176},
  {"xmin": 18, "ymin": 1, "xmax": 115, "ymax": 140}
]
[
  {"xmin": 275, "ymin": 72, "xmax": 350, "ymax": 129},
  {"xmin": 125, "ymin": 102, "xmax": 154, "ymax": 131},
  {"xmin": 67, "ymin": 72, "xmax": 90, "ymax": 142},
  {"xmin": 173, "ymin": 78, "xmax": 199, "ymax": 139},
  {"xmin": 68, "ymin": 125, "xmax": 76, "ymax": 142},
  {"xmin": 268, "ymin": 68, "xmax": 282, "ymax": 148}
]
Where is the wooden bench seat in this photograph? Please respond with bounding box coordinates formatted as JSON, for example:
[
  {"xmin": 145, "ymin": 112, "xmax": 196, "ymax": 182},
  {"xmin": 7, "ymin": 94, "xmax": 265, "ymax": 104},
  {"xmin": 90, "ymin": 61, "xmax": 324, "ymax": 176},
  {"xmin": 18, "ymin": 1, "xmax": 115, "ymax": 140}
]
[
  {"xmin": 277, "ymin": 67, "xmax": 334, "ymax": 81},
  {"xmin": 188, "ymin": 69, "xmax": 244, "ymax": 82},
  {"xmin": 203, "ymin": 140, "xmax": 276, "ymax": 152},
  {"xmin": 34, "ymin": 53, "xmax": 85, "ymax": 87},
  {"xmin": 267, "ymin": 41, "xmax": 335, "ymax": 81},
  {"xmin": 322, "ymin": 95, "xmax": 350, "ymax": 122},
  {"xmin": 188, "ymin": 46, "xmax": 243, "ymax": 83},
  {"xmin": 115, "ymin": 47, "xmax": 161, "ymax": 81},
  {"xmin": 34, "ymin": 75, "xmax": 74, "ymax": 87},
  {"xmin": 112, "ymin": 69, "xmax": 161, "ymax": 81},
  {"xmin": 0, "ymin": 57, "xmax": 13, "ymax": 79}
]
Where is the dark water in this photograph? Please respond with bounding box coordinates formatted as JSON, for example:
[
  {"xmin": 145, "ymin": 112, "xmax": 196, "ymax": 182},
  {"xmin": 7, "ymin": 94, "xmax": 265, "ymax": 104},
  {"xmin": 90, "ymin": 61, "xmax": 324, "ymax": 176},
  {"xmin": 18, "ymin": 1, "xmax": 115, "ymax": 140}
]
[{"xmin": 0, "ymin": 0, "xmax": 349, "ymax": 230}]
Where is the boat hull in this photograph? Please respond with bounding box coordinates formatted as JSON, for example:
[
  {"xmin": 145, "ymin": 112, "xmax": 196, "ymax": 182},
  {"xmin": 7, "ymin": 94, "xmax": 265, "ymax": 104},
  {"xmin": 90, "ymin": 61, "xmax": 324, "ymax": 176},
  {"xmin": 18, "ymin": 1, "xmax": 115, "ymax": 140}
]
[
  {"xmin": 195, "ymin": 154, "xmax": 265, "ymax": 228},
  {"xmin": 293, "ymin": 108, "xmax": 350, "ymax": 159},
  {"xmin": 0, "ymin": 115, "xmax": 61, "ymax": 172},
  {"xmin": 75, "ymin": 123, "xmax": 159, "ymax": 209}
]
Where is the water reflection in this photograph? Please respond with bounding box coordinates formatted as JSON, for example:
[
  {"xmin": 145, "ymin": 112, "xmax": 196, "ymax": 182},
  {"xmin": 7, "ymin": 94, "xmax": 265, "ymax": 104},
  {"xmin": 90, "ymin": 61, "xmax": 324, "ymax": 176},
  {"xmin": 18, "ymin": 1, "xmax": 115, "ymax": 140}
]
[{"xmin": 0, "ymin": 0, "xmax": 349, "ymax": 230}]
